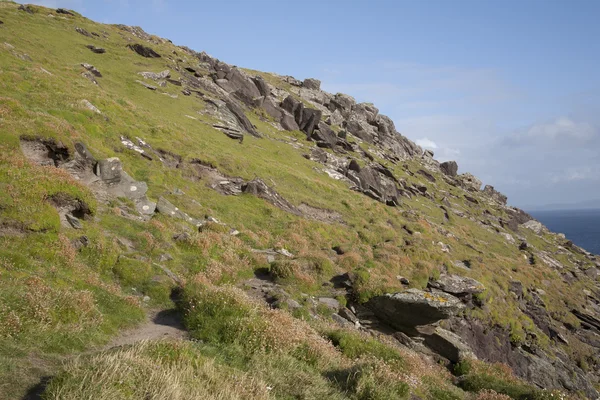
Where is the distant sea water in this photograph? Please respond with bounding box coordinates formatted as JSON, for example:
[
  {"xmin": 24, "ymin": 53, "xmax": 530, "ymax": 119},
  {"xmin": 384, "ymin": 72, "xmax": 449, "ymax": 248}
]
[{"xmin": 528, "ymin": 209, "xmax": 600, "ymax": 255}]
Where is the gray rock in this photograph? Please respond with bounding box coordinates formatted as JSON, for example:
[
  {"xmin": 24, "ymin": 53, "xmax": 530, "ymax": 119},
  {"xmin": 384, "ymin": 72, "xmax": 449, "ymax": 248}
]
[
  {"xmin": 95, "ymin": 157, "xmax": 122, "ymax": 183},
  {"xmin": 328, "ymin": 93, "xmax": 356, "ymax": 117},
  {"xmin": 338, "ymin": 307, "xmax": 359, "ymax": 324},
  {"xmin": 224, "ymin": 97, "xmax": 260, "ymax": 137},
  {"xmin": 420, "ymin": 327, "xmax": 475, "ymax": 363},
  {"xmin": 81, "ymin": 63, "xmax": 102, "ymax": 77},
  {"xmin": 428, "ymin": 274, "xmax": 485, "ymax": 296},
  {"xmin": 65, "ymin": 213, "xmax": 83, "ymax": 229},
  {"xmin": 86, "ymin": 45, "xmax": 105, "ymax": 54},
  {"xmin": 127, "ymin": 43, "xmax": 160, "ymax": 58},
  {"xmin": 457, "ymin": 173, "xmax": 482, "ymax": 191},
  {"xmin": 440, "ymin": 161, "xmax": 458, "ymax": 177},
  {"xmin": 332, "ymin": 313, "xmax": 355, "ymax": 328},
  {"xmin": 302, "ymin": 78, "xmax": 321, "ymax": 90},
  {"xmin": 482, "ymin": 185, "xmax": 508, "ymax": 205},
  {"xmin": 157, "ymin": 197, "xmax": 199, "ymax": 225},
  {"xmin": 318, "ymin": 297, "xmax": 341, "ymax": 310},
  {"xmin": 280, "ymin": 112, "xmax": 299, "ymax": 131},
  {"xmin": 521, "ymin": 220, "xmax": 545, "ymax": 235},
  {"xmin": 138, "ymin": 70, "xmax": 170, "ymax": 80},
  {"xmin": 136, "ymin": 80, "xmax": 157, "ymax": 90},
  {"xmin": 367, "ymin": 289, "xmax": 464, "ymax": 331}
]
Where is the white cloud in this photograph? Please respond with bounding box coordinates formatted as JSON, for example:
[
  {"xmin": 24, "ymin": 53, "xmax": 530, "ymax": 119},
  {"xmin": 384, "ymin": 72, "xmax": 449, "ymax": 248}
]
[
  {"xmin": 505, "ymin": 117, "xmax": 598, "ymax": 148},
  {"xmin": 416, "ymin": 138, "xmax": 437, "ymax": 149}
]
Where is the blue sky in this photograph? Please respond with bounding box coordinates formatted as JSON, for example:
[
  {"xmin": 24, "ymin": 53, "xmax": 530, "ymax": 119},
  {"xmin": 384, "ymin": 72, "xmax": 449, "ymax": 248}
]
[{"xmin": 26, "ymin": 0, "xmax": 600, "ymax": 208}]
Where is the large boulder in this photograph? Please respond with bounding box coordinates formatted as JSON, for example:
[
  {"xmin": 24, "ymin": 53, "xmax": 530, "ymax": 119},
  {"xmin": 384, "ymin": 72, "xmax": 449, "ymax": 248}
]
[
  {"xmin": 440, "ymin": 161, "xmax": 458, "ymax": 177},
  {"xmin": 298, "ymin": 108, "xmax": 322, "ymax": 136},
  {"xmin": 280, "ymin": 112, "xmax": 299, "ymax": 131},
  {"xmin": 520, "ymin": 220, "xmax": 546, "ymax": 235},
  {"xmin": 95, "ymin": 157, "xmax": 122, "ymax": 183},
  {"xmin": 312, "ymin": 121, "xmax": 337, "ymax": 148},
  {"xmin": 457, "ymin": 173, "xmax": 482, "ymax": 191},
  {"xmin": 428, "ymin": 274, "xmax": 485, "ymax": 296},
  {"xmin": 222, "ymin": 68, "xmax": 262, "ymax": 106},
  {"xmin": 420, "ymin": 327, "xmax": 476, "ymax": 363},
  {"xmin": 302, "ymin": 78, "xmax": 321, "ymax": 90},
  {"xmin": 328, "ymin": 93, "xmax": 356, "ymax": 117},
  {"xmin": 346, "ymin": 164, "xmax": 402, "ymax": 206},
  {"xmin": 367, "ymin": 289, "xmax": 464, "ymax": 332}
]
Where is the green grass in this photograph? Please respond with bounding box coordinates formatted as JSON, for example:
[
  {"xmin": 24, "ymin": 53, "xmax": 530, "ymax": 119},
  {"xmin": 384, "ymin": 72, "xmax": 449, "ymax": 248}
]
[{"xmin": 0, "ymin": 1, "xmax": 593, "ymax": 398}]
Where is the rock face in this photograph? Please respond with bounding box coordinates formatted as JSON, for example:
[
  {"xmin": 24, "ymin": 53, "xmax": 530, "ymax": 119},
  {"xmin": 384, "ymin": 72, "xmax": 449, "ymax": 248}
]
[
  {"xmin": 127, "ymin": 43, "xmax": 160, "ymax": 58},
  {"xmin": 367, "ymin": 289, "xmax": 464, "ymax": 332},
  {"xmin": 440, "ymin": 161, "xmax": 458, "ymax": 177},
  {"xmin": 428, "ymin": 274, "xmax": 485, "ymax": 296},
  {"xmin": 457, "ymin": 173, "xmax": 482, "ymax": 191},
  {"xmin": 302, "ymin": 78, "xmax": 321, "ymax": 90},
  {"xmin": 482, "ymin": 185, "xmax": 508, "ymax": 205},
  {"xmin": 520, "ymin": 220, "xmax": 545, "ymax": 235}
]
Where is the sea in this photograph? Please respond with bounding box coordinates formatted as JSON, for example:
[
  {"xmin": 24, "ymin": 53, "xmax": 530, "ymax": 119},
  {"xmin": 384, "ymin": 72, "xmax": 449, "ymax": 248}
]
[{"xmin": 528, "ymin": 209, "xmax": 600, "ymax": 256}]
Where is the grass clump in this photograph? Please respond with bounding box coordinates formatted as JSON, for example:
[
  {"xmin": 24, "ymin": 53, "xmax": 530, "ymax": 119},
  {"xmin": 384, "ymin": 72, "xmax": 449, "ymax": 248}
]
[
  {"xmin": 43, "ymin": 340, "xmax": 271, "ymax": 400},
  {"xmin": 454, "ymin": 359, "xmax": 565, "ymax": 399}
]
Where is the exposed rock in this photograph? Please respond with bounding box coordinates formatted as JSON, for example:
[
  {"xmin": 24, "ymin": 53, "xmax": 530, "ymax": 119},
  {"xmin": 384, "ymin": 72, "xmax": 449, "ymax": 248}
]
[
  {"xmin": 76, "ymin": 27, "xmax": 92, "ymax": 37},
  {"xmin": 440, "ymin": 161, "xmax": 458, "ymax": 177},
  {"xmin": 251, "ymin": 76, "xmax": 270, "ymax": 97},
  {"xmin": 127, "ymin": 43, "xmax": 160, "ymax": 58},
  {"xmin": 419, "ymin": 327, "xmax": 475, "ymax": 363},
  {"xmin": 81, "ymin": 63, "xmax": 101, "ymax": 77},
  {"xmin": 223, "ymin": 97, "xmax": 260, "ymax": 137},
  {"xmin": 428, "ymin": 274, "xmax": 485, "ymax": 296},
  {"xmin": 80, "ymin": 99, "xmax": 101, "ymax": 114},
  {"xmin": 457, "ymin": 173, "xmax": 482, "ymax": 191},
  {"xmin": 95, "ymin": 158, "xmax": 122, "ymax": 183},
  {"xmin": 20, "ymin": 136, "xmax": 70, "ymax": 167},
  {"xmin": 339, "ymin": 307, "xmax": 359, "ymax": 324},
  {"xmin": 65, "ymin": 213, "xmax": 83, "ymax": 229},
  {"xmin": 482, "ymin": 185, "xmax": 508, "ymax": 205},
  {"xmin": 18, "ymin": 4, "xmax": 34, "ymax": 14},
  {"xmin": 521, "ymin": 220, "xmax": 545, "ymax": 235},
  {"xmin": 56, "ymin": 8, "xmax": 74, "ymax": 16},
  {"xmin": 139, "ymin": 70, "xmax": 170, "ymax": 80},
  {"xmin": 156, "ymin": 197, "xmax": 201, "ymax": 226},
  {"xmin": 328, "ymin": 93, "xmax": 356, "ymax": 117},
  {"xmin": 85, "ymin": 45, "xmax": 105, "ymax": 54},
  {"xmin": 280, "ymin": 112, "xmax": 298, "ymax": 131},
  {"xmin": 318, "ymin": 297, "xmax": 340, "ymax": 310},
  {"xmin": 346, "ymin": 164, "xmax": 402, "ymax": 206},
  {"xmin": 302, "ymin": 78, "xmax": 321, "ymax": 90},
  {"xmin": 136, "ymin": 80, "xmax": 157, "ymax": 90},
  {"xmin": 367, "ymin": 289, "xmax": 464, "ymax": 332},
  {"xmin": 417, "ymin": 169, "xmax": 436, "ymax": 183}
]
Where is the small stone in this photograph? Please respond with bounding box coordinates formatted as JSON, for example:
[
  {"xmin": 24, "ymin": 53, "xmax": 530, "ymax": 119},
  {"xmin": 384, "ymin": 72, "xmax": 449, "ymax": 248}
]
[{"xmin": 66, "ymin": 214, "xmax": 83, "ymax": 229}]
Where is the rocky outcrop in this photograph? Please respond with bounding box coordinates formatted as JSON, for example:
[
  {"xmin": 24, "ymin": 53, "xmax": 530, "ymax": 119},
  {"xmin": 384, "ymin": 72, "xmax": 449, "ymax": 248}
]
[
  {"xmin": 482, "ymin": 185, "xmax": 508, "ymax": 205},
  {"xmin": 428, "ymin": 274, "xmax": 485, "ymax": 297},
  {"xmin": 520, "ymin": 220, "xmax": 546, "ymax": 235},
  {"xmin": 302, "ymin": 78, "xmax": 321, "ymax": 90},
  {"xmin": 456, "ymin": 173, "xmax": 482, "ymax": 191},
  {"xmin": 448, "ymin": 318, "xmax": 599, "ymax": 399},
  {"xmin": 127, "ymin": 43, "xmax": 160, "ymax": 58},
  {"xmin": 345, "ymin": 162, "xmax": 403, "ymax": 206},
  {"xmin": 367, "ymin": 289, "xmax": 464, "ymax": 332},
  {"xmin": 440, "ymin": 161, "xmax": 458, "ymax": 177}
]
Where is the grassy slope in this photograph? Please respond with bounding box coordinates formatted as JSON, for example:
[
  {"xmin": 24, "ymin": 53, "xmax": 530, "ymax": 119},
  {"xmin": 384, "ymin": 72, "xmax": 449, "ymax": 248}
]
[{"xmin": 0, "ymin": 2, "xmax": 596, "ymax": 398}]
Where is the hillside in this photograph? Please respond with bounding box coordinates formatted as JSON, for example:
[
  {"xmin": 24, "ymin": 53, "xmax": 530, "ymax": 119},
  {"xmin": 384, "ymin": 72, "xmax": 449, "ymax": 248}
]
[{"xmin": 1, "ymin": 2, "xmax": 599, "ymax": 399}]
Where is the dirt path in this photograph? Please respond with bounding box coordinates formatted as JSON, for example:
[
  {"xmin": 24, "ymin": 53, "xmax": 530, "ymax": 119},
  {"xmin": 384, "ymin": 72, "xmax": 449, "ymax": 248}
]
[{"xmin": 104, "ymin": 308, "xmax": 188, "ymax": 349}]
